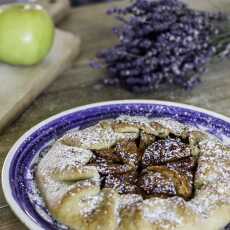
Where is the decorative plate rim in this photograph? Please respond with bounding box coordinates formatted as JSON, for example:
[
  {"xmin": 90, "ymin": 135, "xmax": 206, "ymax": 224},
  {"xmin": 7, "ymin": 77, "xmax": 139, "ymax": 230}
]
[{"xmin": 2, "ymin": 99, "xmax": 230, "ymax": 230}]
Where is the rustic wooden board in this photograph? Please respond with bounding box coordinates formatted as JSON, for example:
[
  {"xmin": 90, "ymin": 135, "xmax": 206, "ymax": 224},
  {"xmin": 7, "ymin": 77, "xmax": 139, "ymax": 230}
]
[
  {"xmin": 38, "ymin": 0, "xmax": 70, "ymax": 23},
  {"xmin": 1, "ymin": 0, "xmax": 230, "ymax": 229},
  {"xmin": 0, "ymin": 29, "xmax": 80, "ymax": 132}
]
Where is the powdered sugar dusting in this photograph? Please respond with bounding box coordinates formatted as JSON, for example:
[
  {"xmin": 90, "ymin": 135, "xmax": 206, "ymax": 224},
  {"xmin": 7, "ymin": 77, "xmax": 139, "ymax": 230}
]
[
  {"xmin": 141, "ymin": 172, "xmax": 177, "ymax": 195},
  {"xmin": 61, "ymin": 124, "xmax": 117, "ymax": 150},
  {"xmin": 79, "ymin": 194, "xmax": 104, "ymax": 218},
  {"xmin": 116, "ymin": 115, "xmax": 150, "ymax": 125},
  {"xmin": 143, "ymin": 198, "xmax": 182, "ymax": 227},
  {"xmin": 39, "ymin": 177, "xmax": 75, "ymax": 208},
  {"xmin": 34, "ymin": 115, "xmax": 230, "ymax": 229},
  {"xmin": 116, "ymin": 132, "xmax": 139, "ymax": 140},
  {"xmin": 26, "ymin": 160, "xmax": 69, "ymax": 229},
  {"xmin": 38, "ymin": 142, "xmax": 93, "ymax": 174},
  {"xmin": 115, "ymin": 115, "xmax": 160, "ymax": 135},
  {"xmin": 152, "ymin": 118, "xmax": 187, "ymax": 136},
  {"xmin": 119, "ymin": 194, "xmax": 143, "ymax": 209},
  {"xmin": 188, "ymin": 181, "xmax": 230, "ymax": 218},
  {"xmin": 195, "ymin": 138, "xmax": 230, "ymax": 187}
]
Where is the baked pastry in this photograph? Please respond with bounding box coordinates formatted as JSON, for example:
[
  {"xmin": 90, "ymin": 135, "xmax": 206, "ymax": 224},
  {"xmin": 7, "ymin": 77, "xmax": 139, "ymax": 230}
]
[{"xmin": 36, "ymin": 116, "xmax": 230, "ymax": 230}]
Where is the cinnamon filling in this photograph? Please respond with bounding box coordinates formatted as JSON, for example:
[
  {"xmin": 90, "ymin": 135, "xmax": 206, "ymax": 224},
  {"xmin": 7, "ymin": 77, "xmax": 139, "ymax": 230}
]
[{"xmin": 88, "ymin": 133, "xmax": 197, "ymax": 200}]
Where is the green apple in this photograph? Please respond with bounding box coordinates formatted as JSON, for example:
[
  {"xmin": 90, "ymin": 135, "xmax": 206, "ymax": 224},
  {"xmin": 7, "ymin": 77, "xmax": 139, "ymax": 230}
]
[{"xmin": 0, "ymin": 4, "xmax": 55, "ymax": 65}]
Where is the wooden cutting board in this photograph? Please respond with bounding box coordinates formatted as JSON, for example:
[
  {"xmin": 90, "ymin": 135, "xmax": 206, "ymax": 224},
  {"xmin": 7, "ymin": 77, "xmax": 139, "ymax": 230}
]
[
  {"xmin": 0, "ymin": 29, "xmax": 81, "ymax": 132},
  {"xmin": 37, "ymin": 0, "xmax": 70, "ymax": 23}
]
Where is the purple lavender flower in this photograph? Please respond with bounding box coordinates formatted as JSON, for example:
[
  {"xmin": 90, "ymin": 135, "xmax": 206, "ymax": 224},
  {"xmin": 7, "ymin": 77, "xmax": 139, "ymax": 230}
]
[{"xmin": 91, "ymin": 0, "xmax": 229, "ymax": 93}]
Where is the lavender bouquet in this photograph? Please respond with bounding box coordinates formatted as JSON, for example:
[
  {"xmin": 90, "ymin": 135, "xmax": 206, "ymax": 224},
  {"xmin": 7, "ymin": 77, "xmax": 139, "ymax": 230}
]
[{"xmin": 91, "ymin": 0, "xmax": 230, "ymax": 93}]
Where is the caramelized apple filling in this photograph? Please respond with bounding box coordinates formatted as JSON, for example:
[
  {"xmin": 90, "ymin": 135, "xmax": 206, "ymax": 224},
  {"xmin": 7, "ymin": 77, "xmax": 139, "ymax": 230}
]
[{"xmin": 88, "ymin": 134, "xmax": 197, "ymax": 200}]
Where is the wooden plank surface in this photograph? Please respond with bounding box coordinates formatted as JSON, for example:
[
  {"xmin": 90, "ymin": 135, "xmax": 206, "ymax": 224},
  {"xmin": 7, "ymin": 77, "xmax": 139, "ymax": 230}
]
[
  {"xmin": 0, "ymin": 29, "xmax": 81, "ymax": 133},
  {"xmin": 1, "ymin": 0, "xmax": 230, "ymax": 229}
]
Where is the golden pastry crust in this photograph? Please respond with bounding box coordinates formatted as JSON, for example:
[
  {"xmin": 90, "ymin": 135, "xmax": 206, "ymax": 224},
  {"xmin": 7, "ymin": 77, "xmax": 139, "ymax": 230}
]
[{"xmin": 36, "ymin": 116, "xmax": 230, "ymax": 230}]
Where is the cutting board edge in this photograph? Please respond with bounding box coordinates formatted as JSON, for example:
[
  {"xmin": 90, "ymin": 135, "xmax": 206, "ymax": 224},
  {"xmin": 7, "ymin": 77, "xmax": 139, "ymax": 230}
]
[
  {"xmin": 0, "ymin": 31, "xmax": 81, "ymax": 134},
  {"xmin": 46, "ymin": 0, "xmax": 71, "ymax": 24}
]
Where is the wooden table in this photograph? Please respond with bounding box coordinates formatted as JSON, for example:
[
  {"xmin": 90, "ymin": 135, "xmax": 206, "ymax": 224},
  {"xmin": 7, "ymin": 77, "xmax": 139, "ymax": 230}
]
[{"xmin": 1, "ymin": 1, "xmax": 230, "ymax": 229}]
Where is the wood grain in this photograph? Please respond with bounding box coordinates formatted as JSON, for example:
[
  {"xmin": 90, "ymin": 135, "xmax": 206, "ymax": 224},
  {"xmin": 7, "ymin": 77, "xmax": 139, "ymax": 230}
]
[{"xmin": 0, "ymin": 0, "xmax": 230, "ymax": 229}]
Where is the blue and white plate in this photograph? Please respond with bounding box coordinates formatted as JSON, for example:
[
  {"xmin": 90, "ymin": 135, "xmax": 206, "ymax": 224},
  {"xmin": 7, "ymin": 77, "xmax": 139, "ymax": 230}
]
[{"xmin": 2, "ymin": 100, "xmax": 230, "ymax": 230}]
